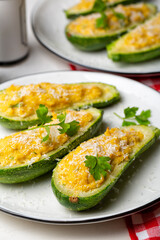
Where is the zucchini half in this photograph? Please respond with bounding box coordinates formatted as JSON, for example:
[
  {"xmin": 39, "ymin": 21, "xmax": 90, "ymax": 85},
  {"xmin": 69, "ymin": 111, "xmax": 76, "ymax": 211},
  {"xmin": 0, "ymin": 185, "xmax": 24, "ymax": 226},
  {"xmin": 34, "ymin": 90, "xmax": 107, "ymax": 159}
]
[
  {"xmin": 107, "ymin": 13, "xmax": 160, "ymax": 63},
  {"xmin": 65, "ymin": 3, "xmax": 156, "ymax": 51},
  {"xmin": 0, "ymin": 108, "xmax": 103, "ymax": 184},
  {"xmin": 51, "ymin": 125, "xmax": 160, "ymax": 211},
  {"xmin": 65, "ymin": 0, "xmax": 139, "ymax": 19},
  {"xmin": 0, "ymin": 82, "xmax": 119, "ymax": 130}
]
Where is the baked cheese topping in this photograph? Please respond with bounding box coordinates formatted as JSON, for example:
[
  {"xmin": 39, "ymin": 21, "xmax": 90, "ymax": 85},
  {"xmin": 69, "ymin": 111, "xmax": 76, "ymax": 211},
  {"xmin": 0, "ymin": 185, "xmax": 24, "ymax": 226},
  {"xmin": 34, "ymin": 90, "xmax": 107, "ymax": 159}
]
[
  {"xmin": 0, "ymin": 83, "xmax": 103, "ymax": 118},
  {"xmin": 0, "ymin": 110, "xmax": 93, "ymax": 167},
  {"xmin": 117, "ymin": 13, "xmax": 160, "ymax": 51},
  {"xmin": 67, "ymin": 3, "xmax": 154, "ymax": 37},
  {"xmin": 68, "ymin": 0, "xmax": 95, "ymax": 13},
  {"xmin": 67, "ymin": 0, "xmax": 126, "ymax": 13},
  {"xmin": 56, "ymin": 127, "xmax": 144, "ymax": 195}
]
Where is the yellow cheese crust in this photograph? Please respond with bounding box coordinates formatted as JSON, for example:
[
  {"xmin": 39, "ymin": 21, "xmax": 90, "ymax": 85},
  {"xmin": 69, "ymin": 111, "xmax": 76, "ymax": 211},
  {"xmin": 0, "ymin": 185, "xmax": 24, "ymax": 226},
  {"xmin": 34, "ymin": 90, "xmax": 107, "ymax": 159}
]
[
  {"xmin": 67, "ymin": 3, "xmax": 153, "ymax": 37},
  {"xmin": 116, "ymin": 13, "xmax": 160, "ymax": 51},
  {"xmin": 56, "ymin": 127, "xmax": 144, "ymax": 195},
  {"xmin": 0, "ymin": 83, "xmax": 103, "ymax": 118},
  {"xmin": 69, "ymin": 0, "xmax": 95, "ymax": 12},
  {"xmin": 0, "ymin": 110, "xmax": 93, "ymax": 167}
]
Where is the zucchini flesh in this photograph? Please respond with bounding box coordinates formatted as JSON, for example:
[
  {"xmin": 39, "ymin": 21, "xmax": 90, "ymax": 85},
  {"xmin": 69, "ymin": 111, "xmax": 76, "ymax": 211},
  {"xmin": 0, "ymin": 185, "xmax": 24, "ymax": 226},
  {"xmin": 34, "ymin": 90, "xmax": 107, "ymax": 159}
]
[
  {"xmin": 107, "ymin": 13, "xmax": 160, "ymax": 63},
  {"xmin": 65, "ymin": 3, "xmax": 157, "ymax": 51},
  {"xmin": 51, "ymin": 125, "xmax": 160, "ymax": 211},
  {"xmin": 0, "ymin": 108, "xmax": 103, "ymax": 184},
  {"xmin": 65, "ymin": 0, "xmax": 139, "ymax": 19},
  {"xmin": 0, "ymin": 82, "xmax": 119, "ymax": 130}
]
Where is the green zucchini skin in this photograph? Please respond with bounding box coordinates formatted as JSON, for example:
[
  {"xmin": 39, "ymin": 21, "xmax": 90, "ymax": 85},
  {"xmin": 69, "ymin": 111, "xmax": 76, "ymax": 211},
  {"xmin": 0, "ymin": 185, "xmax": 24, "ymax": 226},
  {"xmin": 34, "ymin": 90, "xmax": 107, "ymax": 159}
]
[
  {"xmin": 0, "ymin": 116, "xmax": 41, "ymax": 130},
  {"xmin": 107, "ymin": 41, "xmax": 160, "ymax": 63},
  {"xmin": 65, "ymin": 4, "xmax": 157, "ymax": 51},
  {"xmin": 51, "ymin": 126, "xmax": 160, "ymax": 211},
  {"xmin": 66, "ymin": 28, "xmax": 128, "ymax": 51},
  {"xmin": 65, "ymin": 0, "xmax": 139, "ymax": 19},
  {"xmin": 0, "ymin": 108, "xmax": 103, "ymax": 184},
  {"xmin": 0, "ymin": 82, "xmax": 119, "ymax": 130}
]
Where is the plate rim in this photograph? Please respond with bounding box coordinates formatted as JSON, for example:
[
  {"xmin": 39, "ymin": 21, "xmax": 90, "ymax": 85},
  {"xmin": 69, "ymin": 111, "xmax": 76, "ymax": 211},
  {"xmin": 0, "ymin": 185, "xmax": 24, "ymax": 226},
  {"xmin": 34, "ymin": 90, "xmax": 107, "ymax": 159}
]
[
  {"xmin": 0, "ymin": 197, "xmax": 159, "ymax": 225},
  {"xmin": 31, "ymin": 0, "xmax": 160, "ymax": 77},
  {"xmin": 0, "ymin": 70, "xmax": 159, "ymax": 225}
]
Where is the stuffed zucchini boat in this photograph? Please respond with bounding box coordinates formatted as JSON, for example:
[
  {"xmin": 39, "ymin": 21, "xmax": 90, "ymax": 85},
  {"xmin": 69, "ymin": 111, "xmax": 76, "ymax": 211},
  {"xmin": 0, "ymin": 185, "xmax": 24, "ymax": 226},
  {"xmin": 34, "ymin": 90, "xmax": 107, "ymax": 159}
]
[
  {"xmin": 65, "ymin": 0, "xmax": 139, "ymax": 19},
  {"xmin": 65, "ymin": 3, "xmax": 156, "ymax": 51},
  {"xmin": 0, "ymin": 82, "xmax": 119, "ymax": 129},
  {"xmin": 52, "ymin": 125, "xmax": 160, "ymax": 211},
  {"xmin": 0, "ymin": 108, "xmax": 103, "ymax": 184},
  {"xmin": 107, "ymin": 13, "xmax": 160, "ymax": 62}
]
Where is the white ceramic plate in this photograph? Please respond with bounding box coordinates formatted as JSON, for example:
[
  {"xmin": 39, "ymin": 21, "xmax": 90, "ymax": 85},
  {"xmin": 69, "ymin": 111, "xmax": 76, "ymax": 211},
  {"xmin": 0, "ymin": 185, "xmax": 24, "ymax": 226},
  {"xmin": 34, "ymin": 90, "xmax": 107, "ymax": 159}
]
[
  {"xmin": 32, "ymin": 0, "xmax": 160, "ymax": 76},
  {"xmin": 0, "ymin": 71, "xmax": 159, "ymax": 224}
]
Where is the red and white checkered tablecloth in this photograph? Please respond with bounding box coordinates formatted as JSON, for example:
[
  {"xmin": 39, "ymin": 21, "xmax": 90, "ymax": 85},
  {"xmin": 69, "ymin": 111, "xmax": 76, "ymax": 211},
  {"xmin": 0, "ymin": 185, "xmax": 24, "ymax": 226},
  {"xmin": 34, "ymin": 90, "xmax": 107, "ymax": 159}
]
[
  {"xmin": 126, "ymin": 203, "xmax": 160, "ymax": 240},
  {"xmin": 69, "ymin": 63, "xmax": 160, "ymax": 240}
]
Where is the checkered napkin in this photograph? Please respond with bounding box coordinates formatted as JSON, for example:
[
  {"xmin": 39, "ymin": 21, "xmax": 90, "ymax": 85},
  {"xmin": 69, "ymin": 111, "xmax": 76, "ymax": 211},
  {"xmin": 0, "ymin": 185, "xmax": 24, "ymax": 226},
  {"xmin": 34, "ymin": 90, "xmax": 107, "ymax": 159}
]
[
  {"xmin": 69, "ymin": 64, "xmax": 160, "ymax": 240},
  {"xmin": 126, "ymin": 203, "xmax": 160, "ymax": 240}
]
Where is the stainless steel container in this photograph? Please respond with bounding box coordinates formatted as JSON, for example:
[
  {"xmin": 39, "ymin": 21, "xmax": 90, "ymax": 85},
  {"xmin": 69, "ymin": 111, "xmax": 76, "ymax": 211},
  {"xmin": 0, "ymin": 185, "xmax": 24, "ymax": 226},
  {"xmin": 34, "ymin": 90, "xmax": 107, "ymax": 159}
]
[{"xmin": 0, "ymin": 0, "xmax": 28, "ymax": 64}]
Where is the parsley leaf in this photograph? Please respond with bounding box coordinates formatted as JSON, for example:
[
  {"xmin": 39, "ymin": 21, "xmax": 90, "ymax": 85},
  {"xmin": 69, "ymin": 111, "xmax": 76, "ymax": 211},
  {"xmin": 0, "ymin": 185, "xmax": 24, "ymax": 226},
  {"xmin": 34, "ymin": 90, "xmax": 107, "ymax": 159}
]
[
  {"xmin": 35, "ymin": 105, "xmax": 80, "ymax": 142},
  {"xmin": 65, "ymin": 120, "xmax": 80, "ymax": 136},
  {"xmin": 114, "ymin": 107, "xmax": 151, "ymax": 126},
  {"xmin": 57, "ymin": 112, "xmax": 66, "ymax": 122},
  {"xmin": 135, "ymin": 110, "xmax": 151, "ymax": 125},
  {"xmin": 122, "ymin": 120, "xmax": 137, "ymax": 126},
  {"xmin": 112, "ymin": 9, "xmax": 126, "ymax": 20},
  {"xmin": 36, "ymin": 104, "xmax": 52, "ymax": 125},
  {"xmin": 85, "ymin": 155, "xmax": 111, "ymax": 181},
  {"xmin": 124, "ymin": 107, "xmax": 139, "ymax": 119},
  {"xmin": 57, "ymin": 113, "xmax": 80, "ymax": 136},
  {"xmin": 96, "ymin": 12, "xmax": 108, "ymax": 29},
  {"xmin": 42, "ymin": 126, "xmax": 50, "ymax": 143},
  {"xmin": 93, "ymin": 0, "xmax": 106, "ymax": 12},
  {"xmin": 58, "ymin": 121, "xmax": 70, "ymax": 134}
]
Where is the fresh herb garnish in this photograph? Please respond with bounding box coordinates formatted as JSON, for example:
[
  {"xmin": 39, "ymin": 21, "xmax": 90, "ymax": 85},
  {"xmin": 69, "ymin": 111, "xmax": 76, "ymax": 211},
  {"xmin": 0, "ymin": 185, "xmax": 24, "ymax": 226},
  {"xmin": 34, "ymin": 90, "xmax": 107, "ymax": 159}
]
[
  {"xmin": 57, "ymin": 112, "xmax": 80, "ymax": 136},
  {"xmin": 114, "ymin": 107, "xmax": 151, "ymax": 126},
  {"xmin": 93, "ymin": 0, "xmax": 106, "ymax": 12},
  {"xmin": 41, "ymin": 126, "xmax": 50, "ymax": 143},
  {"xmin": 112, "ymin": 9, "xmax": 126, "ymax": 20},
  {"xmin": 35, "ymin": 105, "xmax": 80, "ymax": 142},
  {"xmin": 96, "ymin": 12, "xmax": 108, "ymax": 28},
  {"xmin": 36, "ymin": 104, "xmax": 52, "ymax": 125},
  {"xmin": 85, "ymin": 155, "xmax": 111, "ymax": 181}
]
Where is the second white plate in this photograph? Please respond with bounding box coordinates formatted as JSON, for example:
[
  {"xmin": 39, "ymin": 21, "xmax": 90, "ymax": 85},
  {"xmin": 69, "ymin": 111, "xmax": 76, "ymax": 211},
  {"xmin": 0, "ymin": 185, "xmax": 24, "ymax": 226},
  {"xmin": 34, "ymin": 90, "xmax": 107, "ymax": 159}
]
[{"xmin": 32, "ymin": 0, "xmax": 160, "ymax": 76}]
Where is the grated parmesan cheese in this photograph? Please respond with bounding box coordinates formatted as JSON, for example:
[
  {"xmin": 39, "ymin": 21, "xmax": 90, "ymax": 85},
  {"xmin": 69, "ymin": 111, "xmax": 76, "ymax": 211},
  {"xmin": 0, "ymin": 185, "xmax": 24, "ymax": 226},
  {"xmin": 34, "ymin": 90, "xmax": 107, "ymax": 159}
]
[
  {"xmin": 56, "ymin": 127, "xmax": 144, "ymax": 195},
  {"xmin": 0, "ymin": 109, "xmax": 93, "ymax": 167},
  {"xmin": 0, "ymin": 83, "xmax": 103, "ymax": 118},
  {"xmin": 67, "ymin": 3, "xmax": 154, "ymax": 37}
]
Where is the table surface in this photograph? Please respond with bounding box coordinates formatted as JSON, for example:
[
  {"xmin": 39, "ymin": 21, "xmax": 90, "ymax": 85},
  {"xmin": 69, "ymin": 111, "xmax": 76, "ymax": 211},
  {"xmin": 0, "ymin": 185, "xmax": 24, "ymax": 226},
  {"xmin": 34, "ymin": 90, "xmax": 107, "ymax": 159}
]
[{"xmin": 0, "ymin": 1, "xmax": 130, "ymax": 239}]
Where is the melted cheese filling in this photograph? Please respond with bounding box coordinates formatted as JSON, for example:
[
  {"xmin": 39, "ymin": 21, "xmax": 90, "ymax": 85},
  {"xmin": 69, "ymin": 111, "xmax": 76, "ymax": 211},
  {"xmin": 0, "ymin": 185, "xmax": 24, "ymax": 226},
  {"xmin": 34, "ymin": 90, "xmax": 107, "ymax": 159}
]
[
  {"xmin": 117, "ymin": 13, "xmax": 160, "ymax": 51},
  {"xmin": 69, "ymin": 0, "xmax": 95, "ymax": 12},
  {"xmin": 68, "ymin": 0, "xmax": 125, "ymax": 13},
  {"xmin": 67, "ymin": 4, "xmax": 153, "ymax": 37},
  {"xmin": 0, "ymin": 110, "xmax": 93, "ymax": 167},
  {"xmin": 0, "ymin": 83, "xmax": 103, "ymax": 118},
  {"xmin": 56, "ymin": 127, "xmax": 144, "ymax": 195}
]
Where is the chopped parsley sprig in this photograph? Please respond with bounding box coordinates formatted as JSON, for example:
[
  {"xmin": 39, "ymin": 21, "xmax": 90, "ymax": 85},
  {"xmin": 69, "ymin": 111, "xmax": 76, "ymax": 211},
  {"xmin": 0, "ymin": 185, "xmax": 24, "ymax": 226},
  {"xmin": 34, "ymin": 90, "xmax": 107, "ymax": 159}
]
[
  {"xmin": 85, "ymin": 155, "xmax": 111, "ymax": 181},
  {"xmin": 112, "ymin": 9, "xmax": 126, "ymax": 20},
  {"xmin": 114, "ymin": 107, "xmax": 151, "ymax": 126},
  {"xmin": 96, "ymin": 12, "xmax": 108, "ymax": 29},
  {"xmin": 93, "ymin": 0, "xmax": 107, "ymax": 12},
  {"xmin": 36, "ymin": 104, "xmax": 52, "ymax": 125},
  {"xmin": 30, "ymin": 105, "xmax": 80, "ymax": 142}
]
